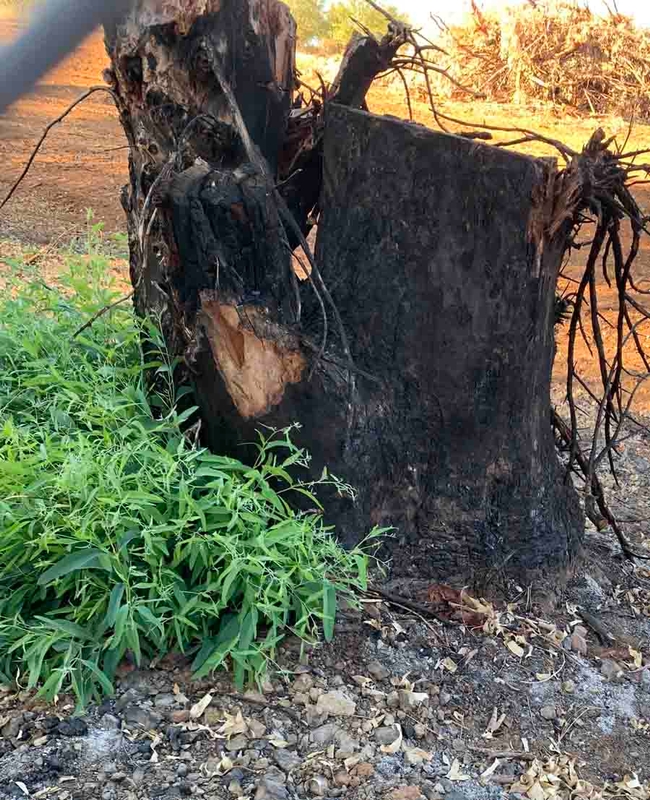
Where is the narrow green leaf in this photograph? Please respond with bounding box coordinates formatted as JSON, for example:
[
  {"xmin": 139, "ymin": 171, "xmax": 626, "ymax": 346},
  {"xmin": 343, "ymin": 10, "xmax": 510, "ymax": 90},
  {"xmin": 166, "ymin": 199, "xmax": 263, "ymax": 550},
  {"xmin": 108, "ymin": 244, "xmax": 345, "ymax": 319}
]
[{"xmin": 37, "ymin": 548, "xmax": 106, "ymax": 585}]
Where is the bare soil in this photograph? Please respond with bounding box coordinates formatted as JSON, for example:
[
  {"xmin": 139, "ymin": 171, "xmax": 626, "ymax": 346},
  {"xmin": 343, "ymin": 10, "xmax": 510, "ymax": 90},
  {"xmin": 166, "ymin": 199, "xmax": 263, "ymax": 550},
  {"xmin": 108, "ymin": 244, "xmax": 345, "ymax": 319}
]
[{"xmin": 0, "ymin": 21, "xmax": 126, "ymax": 243}]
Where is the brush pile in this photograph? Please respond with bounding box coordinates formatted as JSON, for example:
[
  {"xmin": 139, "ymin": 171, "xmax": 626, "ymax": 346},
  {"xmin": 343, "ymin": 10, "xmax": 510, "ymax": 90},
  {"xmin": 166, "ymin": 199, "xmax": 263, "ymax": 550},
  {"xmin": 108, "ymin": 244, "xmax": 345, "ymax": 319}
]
[{"xmin": 435, "ymin": 0, "xmax": 650, "ymax": 117}]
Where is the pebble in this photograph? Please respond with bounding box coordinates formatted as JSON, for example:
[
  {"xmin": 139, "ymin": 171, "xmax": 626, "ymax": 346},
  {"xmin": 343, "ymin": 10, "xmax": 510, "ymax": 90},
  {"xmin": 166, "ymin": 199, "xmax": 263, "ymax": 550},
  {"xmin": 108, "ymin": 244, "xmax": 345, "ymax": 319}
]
[
  {"xmin": 244, "ymin": 691, "xmax": 267, "ymax": 705},
  {"xmin": 255, "ymin": 777, "xmax": 288, "ymax": 800},
  {"xmin": 315, "ymin": 691, "xmax": 357, "ymax": 718},
  {"xmin": 368, "ymin": 661, "xmax": 390, "ymax": 681},
  {"xmin": 405, "ymin": 748, "xmax": 431, "ymax": 766},
  {"xmin": 375, "ymin": 726, "xmax": 400, "ymax": 746},
  {"xmin": 171, "ymin": 710, "xmax": 191, "ymax": 724},
  {"xmin": 311, "ymin": 723, "xmax": 341, "ymax": 745},
  {"xmin": 309, "ymin": 776, "xmax": 329, "ymax": 796},
  {"xmin": 387, "ymin": 786, "xmax": 423, "ymax": 800},
  {"xmin": 292, "ymin": 674, "xmax": 315, "ymax": 694},
  {"xmin": 57, "ymin": 718, "xmax": 88, "ymax": 737},
  {"xmin": 334, "ymin": 770, "xmax": 352, "ymax": 787},
  {"xmin": 451, "ymin": 738, "xmax": 465, "ymax": 752},
  {"xmin": 562, "ymin": 680, "xmax": 576, "ymax": 694},
  {"xmin": 177, "ymin": 764, "xmax": 189, "ymax": 778},
  {"xmin": 100, "ymin": 714, "xmax": 121, "ymax": 731},
  {"xmin": 541, "ymin": 705, "xmax": 557, "ymax": 721},
  {"xmin": 229, "ymin": 780, "xmax": 244, "ymax": 797},
  {"xmin": 387, "ymin": 691, "xmax": 400, "ymax": 709},
  {"xmin": 601, "ymin": 659, "xmax": 624, "ymax": 680},
  {"xmin": 122, "ymin": 705, "xmax": 162, "ymax": 730},
  {"xmin": 226, "ymin": 734, "xmax": 249, "ymax": 752},
  {"xmin": 440, "ymin": 692, "xmax": 452, "ymax": 707},
  {"xmin": 571, "ymin": 633, "xmax": 588, "ymax": 655},
  {"xmin": 353, "ymin": 763, "xmax": 375, "ymax": 780},
  {"xmin": 273, "ymin": 748, "xmax": 302, "ymax": 772},
  {"xmin": 154, "ymin": 693, "xmax": 178, "ymax": 708},
  {"xmin": 248, "ymin": 719, "xmax": 267, "ymax": 739},
  {"xmin": 399, "ymin": 690, "xmax": 429, "ymax": 711}
]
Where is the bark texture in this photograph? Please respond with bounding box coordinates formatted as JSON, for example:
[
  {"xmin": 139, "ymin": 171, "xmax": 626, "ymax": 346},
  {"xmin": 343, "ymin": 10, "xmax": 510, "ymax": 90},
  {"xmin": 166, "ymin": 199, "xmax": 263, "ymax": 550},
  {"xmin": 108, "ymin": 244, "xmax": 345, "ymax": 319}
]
[{"xmin": 105, "ymin": 3, "xmax": 583, "ymax": 586}]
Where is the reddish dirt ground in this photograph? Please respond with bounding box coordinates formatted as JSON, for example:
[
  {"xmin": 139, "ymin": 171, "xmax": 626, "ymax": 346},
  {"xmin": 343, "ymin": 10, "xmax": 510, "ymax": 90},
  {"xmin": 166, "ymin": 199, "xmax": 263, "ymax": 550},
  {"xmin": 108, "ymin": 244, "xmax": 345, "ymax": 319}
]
[{"xmin": 0, "ymin": 21, "xmax": 126, "ymax": 243}]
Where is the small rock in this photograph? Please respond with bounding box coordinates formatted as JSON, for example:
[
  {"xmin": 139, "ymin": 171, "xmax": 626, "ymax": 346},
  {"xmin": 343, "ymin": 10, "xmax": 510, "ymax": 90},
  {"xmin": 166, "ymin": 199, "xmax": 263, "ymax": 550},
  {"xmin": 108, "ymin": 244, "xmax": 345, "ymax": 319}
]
[
  {"xmin": 571, "ymin": 634, "xmax": 588, "ymax": 655},
  {"xmin": 229, "ymin": 780, "xmax": 244, "ymax": 797},
  {"xmin": 414, "ymin": 723, "xmax": 427, "ymax": 739},
  {"xmin": 255, "ymin": 778, "xmax": 288, "ymax": 800},
  {"xmin": 248, "ymin": 719, "xmax": 267, "ymax": 739},
  {"xmin": 305, "ymin": 705, "xmax": 326, "ymax": 727},
  {"xmin": 399, "ymin": 690, "xmax": 429, "ymax": 711},
  {"xmin": 112, "ymin": 773, "xmax": 127, "ymax": 783},
  {"xmin": 57, "ymin": 718, "xmax": 88, "ymax": 737},
  {"xmin": 115, "ymin": 688, "xmax": 142, "ymax": 712},
  {"xmin": 574, "ymin": 625, "xmax": 588, "ymax": 639},
  {"xmin": 226, "ymin": 734, "xmax": 249, "ymax": 752},
  {"xmin": 309, "ymin": 688, "xmax": 323, "ymax": 703},
  {"xmin": 315, "ymin": 691, "xmax": 356, "ymax": 718},
  {"xmin": 331, "ymin": 676, "xmax": 345, "ymax": 687},
  {"xmin": 309, "ymin": 777, "xmax": 329, "ymax": 797},
  {"xmin": 293, "ymin": 693, "xmax": 310, "ymax": 707},
  {"xmin": 311, "ymin": 723, "xmax": 341, "ymax": 745},
  {"xmin": 368, "ymin": 661, "xmax": 390, "ymax": 681},
  {"xmin": 122, "ymin": 706, "xmax": 162, "ymax": 730},
  {"xmin": 244, "ymin": 690, "xmax": 267, "ymax": 705},
  {"xmin": 132, "ymin": 768, "xmax": 146, "ymax": 786},
  {"xmin": 99, "ymin": 714, "xmax": 121, "ymax": 731},
  {"xmin": 273, "ymin": 749, "xmax": 302, "ymax": 772},
  {"xmin": 440, "ymin": 692, "xmax": 452, "ymax": 707},
  {"xmin": 1, "ymin": 716, "xmax": 23, "ymax": 739},
  {"xmin": 335, "ymin": 730, "xmax": 359, "ymax": 754},
  {"xmin": 334, "ymin": 771, "xmax": 352, "ymax": 787},
  {"xmin": 171, "ymin": 710, "xmax": 191, "ymax": 724},
  {"xmin": 540, "ymin": 706, "xmax": 557, "ymax": 721},
  {"xmin": 405, "ymin": 748, "xmax": 431, "ymax": 766},
  {"xmin": 32, "ymin": 735, "xmax": 49, "ymax": 747},
  {"xmin": 353, "ymin": 763, "xmax": 375, "ymax": 780},
  {"xmin": 562, "ymin": 680, "xmax": 576, "ymax": 694},
  {"xmin": 375, "ymin": 726, "xmax": 400, "ymax": 746},
  {"xmin": 177, "ymin": 764, "xmax": 189, "ymax": 778},
  {"xmin": 387, "ymin": 691, "xmax": 400, "ymax": 709},
  {"xmin": 387, "ymin": 786, "xmax": 423, "ymax": 800},
  {"xmin": 154, "ymin": 693, "xmax": 178, "ymax": 709},
  {"xmin": 601, "ymin": 659, "xmax": 624, "ymax": 681},
  {"xmin": 451, "ymin": 738, "xmax": 465, "ymax": 752},
  {"xmin": 292, "ymin": 674, "xmax": 315, "ymax": 694}
]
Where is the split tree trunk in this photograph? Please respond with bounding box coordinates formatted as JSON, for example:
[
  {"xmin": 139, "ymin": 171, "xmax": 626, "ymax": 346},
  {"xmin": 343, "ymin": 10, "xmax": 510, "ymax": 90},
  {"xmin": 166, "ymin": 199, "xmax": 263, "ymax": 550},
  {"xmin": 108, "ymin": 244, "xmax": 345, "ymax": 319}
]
[{"xmin": 105, "ymin": 1, "xmax": 583, "ymax": 587}]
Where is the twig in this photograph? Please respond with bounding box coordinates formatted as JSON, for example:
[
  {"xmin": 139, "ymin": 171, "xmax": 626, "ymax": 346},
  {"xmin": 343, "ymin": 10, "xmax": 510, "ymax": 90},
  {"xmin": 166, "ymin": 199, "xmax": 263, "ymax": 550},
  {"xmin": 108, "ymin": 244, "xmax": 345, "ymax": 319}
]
[
  {"xmin": 365, "ymin": 587, "xmax": 448, "ymax": 624},
  {"xmin": 72, "ymin": 293, "xmax": 134, "ymax": 339},
  {"xmin": 0, "ymin": 86, "xmax": 117, "ymax": 212}
]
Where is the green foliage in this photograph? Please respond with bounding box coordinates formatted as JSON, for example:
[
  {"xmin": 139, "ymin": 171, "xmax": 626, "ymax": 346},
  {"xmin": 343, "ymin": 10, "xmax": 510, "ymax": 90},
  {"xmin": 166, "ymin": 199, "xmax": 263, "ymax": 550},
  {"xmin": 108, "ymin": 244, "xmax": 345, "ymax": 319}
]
[
  {"xmin": 327, "ymin": 0, "xmax": 408, "ymax": 46},
  {"xmin": 0, "ymin": 236, "xmax": 382, "ymax": 708},
  {"xmin": 285, "ymin": 0, "xmax": 331, "ymax": 43}
]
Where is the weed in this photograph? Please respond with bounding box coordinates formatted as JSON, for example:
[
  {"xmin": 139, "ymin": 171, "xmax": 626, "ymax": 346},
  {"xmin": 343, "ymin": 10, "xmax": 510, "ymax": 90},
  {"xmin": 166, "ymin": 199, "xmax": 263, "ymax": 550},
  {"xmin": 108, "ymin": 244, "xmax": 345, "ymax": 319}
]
[{"xmin": 0, "ymin": 243, "xmax": 382, "ymax": 709}]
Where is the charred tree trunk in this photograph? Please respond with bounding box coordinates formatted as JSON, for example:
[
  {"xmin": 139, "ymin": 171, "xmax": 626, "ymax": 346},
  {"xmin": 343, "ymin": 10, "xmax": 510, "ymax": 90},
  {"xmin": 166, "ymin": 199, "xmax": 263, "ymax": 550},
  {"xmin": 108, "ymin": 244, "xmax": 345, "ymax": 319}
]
[{"xmin": 105, "ymin": 2, "xmax": 583, "ymax": 587}]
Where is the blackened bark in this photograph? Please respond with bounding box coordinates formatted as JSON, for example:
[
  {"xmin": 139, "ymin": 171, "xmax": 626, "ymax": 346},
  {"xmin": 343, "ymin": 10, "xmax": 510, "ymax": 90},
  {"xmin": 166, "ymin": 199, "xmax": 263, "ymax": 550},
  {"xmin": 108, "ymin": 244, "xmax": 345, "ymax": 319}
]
[
  {"xmin": 105, "ymin": 3, "xmax": 583, "ymax": 586},
  {"xmin": 309, "ymin": 106, "xmax": 584, "ymax": 583}
]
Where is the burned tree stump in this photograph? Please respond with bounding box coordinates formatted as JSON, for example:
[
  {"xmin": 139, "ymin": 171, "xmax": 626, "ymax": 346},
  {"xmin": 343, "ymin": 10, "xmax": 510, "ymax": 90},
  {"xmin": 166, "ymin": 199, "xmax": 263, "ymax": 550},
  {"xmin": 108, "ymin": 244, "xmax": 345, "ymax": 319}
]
[
  {"xmin": 105, "ymin": 2, "xmax": 583, "ymax": 586},
  {"xmin": 309, "ymin": 106, "xmax": 584, "ymax": 582}
]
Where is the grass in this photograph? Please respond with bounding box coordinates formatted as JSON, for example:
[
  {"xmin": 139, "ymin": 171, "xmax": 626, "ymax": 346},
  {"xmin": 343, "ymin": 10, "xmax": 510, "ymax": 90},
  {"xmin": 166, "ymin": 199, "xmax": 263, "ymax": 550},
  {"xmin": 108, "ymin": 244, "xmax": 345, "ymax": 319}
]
[{"xmin": 0, "ymin": 226, "xmax": 381, "ymax": 709}]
